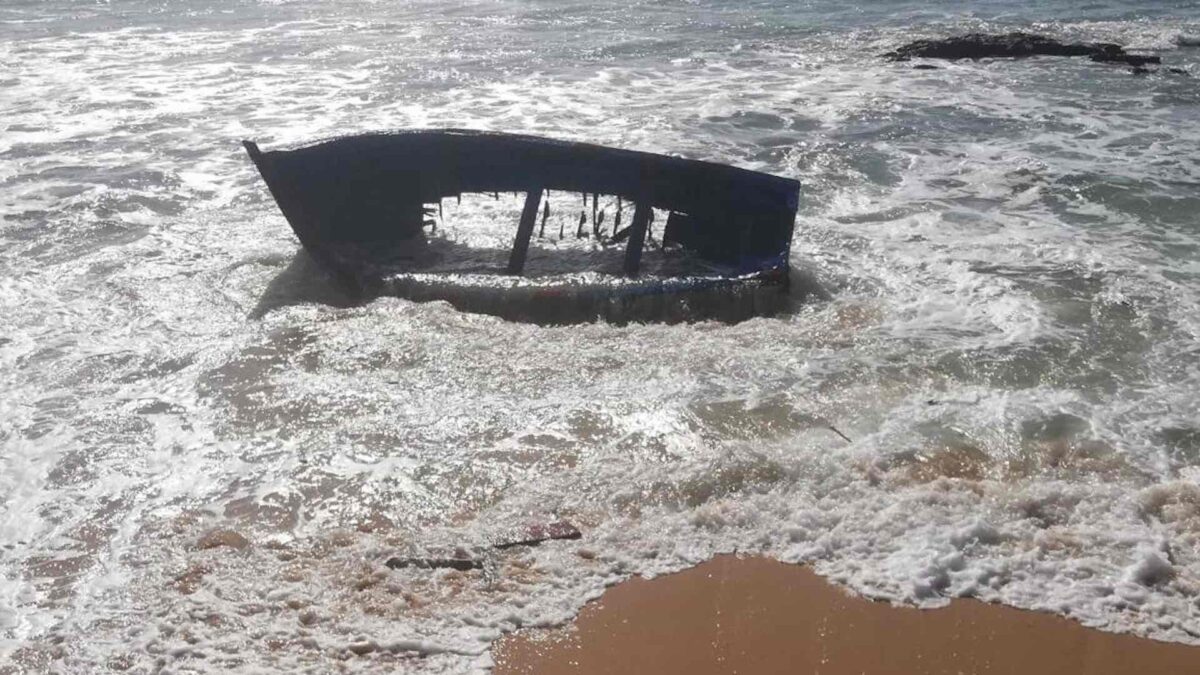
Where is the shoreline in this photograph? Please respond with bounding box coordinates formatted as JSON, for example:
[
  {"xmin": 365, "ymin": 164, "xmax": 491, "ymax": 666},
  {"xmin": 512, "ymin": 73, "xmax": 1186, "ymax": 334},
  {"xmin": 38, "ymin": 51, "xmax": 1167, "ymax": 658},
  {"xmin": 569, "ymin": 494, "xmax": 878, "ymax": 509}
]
[{"xmin": 492, "ymin": 555, "xmax": 1200, "ymax": 674}]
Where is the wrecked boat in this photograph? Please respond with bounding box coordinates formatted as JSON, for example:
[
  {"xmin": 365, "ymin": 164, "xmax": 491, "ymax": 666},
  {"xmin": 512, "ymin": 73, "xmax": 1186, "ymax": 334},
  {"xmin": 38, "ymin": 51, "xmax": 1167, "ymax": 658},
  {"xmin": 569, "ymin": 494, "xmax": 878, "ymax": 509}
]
[{"xmin": 243, "ymin": 129, "xmax": 801, "ymax": 324}]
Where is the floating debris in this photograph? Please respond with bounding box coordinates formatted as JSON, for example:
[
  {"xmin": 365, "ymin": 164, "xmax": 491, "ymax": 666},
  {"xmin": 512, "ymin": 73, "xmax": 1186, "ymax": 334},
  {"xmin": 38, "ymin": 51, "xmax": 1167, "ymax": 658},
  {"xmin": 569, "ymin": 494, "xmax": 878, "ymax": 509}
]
[
  {"xmin": 493, "ymin": 521, "xmax": 583, "ymax": 550},
  {"xmin": 385, "ymin": 557, "xmax": 483, "ymax": 571},
  {"xmin": 384, "ymin": 521, "xmax": 584, "ymax": 572}
]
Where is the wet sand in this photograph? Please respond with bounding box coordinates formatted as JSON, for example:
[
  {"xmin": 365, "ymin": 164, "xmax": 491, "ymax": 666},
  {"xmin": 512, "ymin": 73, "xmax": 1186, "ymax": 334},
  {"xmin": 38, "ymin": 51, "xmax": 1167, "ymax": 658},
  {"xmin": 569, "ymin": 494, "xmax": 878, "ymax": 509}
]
[{"xmin": 492, "ymin": 555, "xmax": 1200, "ymax": 674}]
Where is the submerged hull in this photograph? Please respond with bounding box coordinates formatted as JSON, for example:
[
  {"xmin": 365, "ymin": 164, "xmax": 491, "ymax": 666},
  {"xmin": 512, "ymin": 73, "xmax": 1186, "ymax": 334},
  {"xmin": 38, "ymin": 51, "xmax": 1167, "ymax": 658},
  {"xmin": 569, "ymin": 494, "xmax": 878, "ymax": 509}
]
[{"xmin": 365, "ymin": 268, "xmax": 792, "ymax": 325}]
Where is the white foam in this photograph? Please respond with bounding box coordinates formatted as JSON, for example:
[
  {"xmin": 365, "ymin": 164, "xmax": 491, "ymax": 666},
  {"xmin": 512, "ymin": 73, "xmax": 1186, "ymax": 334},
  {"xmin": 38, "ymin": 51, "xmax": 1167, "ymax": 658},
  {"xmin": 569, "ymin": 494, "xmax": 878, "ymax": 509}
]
[{"xmin": 3, "ymin": 4, "xmax": 1200, "ymax": 673}]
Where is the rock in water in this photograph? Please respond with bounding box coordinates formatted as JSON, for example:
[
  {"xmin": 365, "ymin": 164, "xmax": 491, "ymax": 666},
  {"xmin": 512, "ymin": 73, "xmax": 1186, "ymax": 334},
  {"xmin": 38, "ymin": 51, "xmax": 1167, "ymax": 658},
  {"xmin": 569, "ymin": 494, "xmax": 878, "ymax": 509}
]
[
  {"xmin": 1089, "ymin": 49, "xmax": 1161, "ymax": 67},
  {"xmin": 886, "ymin": 33, "xmax": 1093, "ymax": 60},
  {"xmin": 196, "ymin": 529, "xmax": 250, "ymax": 550},
  {"xmin": 885, "ymin": 32, "xmax": 1161, "ymax": 67}
]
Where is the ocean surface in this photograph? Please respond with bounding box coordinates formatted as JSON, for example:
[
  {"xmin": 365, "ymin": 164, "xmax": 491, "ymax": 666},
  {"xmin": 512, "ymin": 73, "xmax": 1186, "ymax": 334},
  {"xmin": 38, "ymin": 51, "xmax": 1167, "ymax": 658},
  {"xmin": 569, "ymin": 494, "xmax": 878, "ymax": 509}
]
[{"xmin": 3, "ymin": 0, "xmax": 1200, "ymax": 672}]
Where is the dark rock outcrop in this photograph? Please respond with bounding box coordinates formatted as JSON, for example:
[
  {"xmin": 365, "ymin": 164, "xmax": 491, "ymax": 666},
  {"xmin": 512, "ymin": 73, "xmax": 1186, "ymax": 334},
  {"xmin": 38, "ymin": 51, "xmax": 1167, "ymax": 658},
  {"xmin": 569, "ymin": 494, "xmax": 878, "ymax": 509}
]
[
  {"xmin": 1089, "ymin": 48, "xmax": 1161, "ymax": 67},
  {"xmin": 885, "ymin": 32, "xmax": 1161, "ymax": 67}
]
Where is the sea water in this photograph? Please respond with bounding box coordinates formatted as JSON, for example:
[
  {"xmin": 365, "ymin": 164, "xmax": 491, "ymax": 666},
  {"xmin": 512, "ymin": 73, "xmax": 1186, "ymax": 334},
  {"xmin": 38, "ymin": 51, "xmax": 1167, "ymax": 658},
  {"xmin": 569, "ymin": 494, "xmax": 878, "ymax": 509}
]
[{"xmin": 2, "ymin": 0, "xmax": 1200, "ymax": 672}]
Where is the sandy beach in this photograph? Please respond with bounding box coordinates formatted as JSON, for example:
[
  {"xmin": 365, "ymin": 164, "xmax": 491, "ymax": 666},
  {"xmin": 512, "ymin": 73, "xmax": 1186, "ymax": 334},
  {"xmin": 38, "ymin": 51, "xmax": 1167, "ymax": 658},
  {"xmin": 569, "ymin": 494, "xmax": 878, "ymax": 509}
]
[{"xmin": 493, "ymin": 555, "xmax": 1200, "ymax": 674}]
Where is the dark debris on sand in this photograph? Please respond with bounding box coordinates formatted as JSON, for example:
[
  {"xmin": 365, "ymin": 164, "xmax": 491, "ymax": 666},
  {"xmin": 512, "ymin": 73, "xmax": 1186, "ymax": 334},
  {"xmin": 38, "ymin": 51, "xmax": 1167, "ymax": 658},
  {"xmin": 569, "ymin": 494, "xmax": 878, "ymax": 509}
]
[
  {"xmin": 886, "ymin": 32, "xmax": 1163, "ymax": 68},
  {"xmin": 384, "ymin": 521, "xmax": 583, "ymax": 572}
]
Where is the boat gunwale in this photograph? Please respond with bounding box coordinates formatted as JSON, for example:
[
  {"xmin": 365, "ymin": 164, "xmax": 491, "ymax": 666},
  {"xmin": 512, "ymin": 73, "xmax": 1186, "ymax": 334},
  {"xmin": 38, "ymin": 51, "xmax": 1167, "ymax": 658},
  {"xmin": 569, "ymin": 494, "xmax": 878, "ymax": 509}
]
[{"xmin": 251, "ymin": 127, "xmax": 802, "ymax": 200}]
